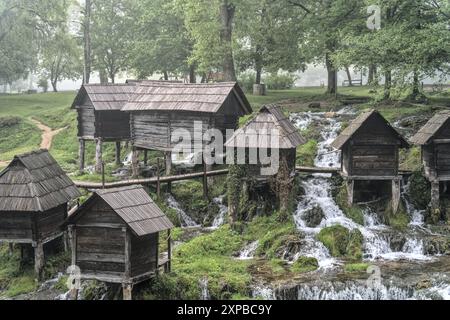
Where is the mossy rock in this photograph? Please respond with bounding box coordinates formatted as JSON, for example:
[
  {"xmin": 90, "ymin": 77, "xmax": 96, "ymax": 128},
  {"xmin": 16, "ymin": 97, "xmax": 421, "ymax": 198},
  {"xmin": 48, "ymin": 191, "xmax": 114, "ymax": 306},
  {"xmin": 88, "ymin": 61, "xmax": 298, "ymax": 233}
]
[
  {"xmin": 344, "ymin": 263, "xmax": 369, "ymax": 273},
  {"xmin": 385, "ymin": 201, "xmax": 410, "ymax": 230},
  {"xmin": 334, "ymin": 184, "xmax": 364, "ymax": 225},
  {"xmin": 408, "ymin": 171, "xmax": 431, "ymax": 210},
  {"xmin": 291, "ymin": 256, "xmax": 319, "ymax": 273},
  {"xmin": 317, "ymin": 225, "xmax": 350, "ymax": 257},
  {"xmin": 346, "ymin": 229, "xmax": 364, "ymax": 261}
]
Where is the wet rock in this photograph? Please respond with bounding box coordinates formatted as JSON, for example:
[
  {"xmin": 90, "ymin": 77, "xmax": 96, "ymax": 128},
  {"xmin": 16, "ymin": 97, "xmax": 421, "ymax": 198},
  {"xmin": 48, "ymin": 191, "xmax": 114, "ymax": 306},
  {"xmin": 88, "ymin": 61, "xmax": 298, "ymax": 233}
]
[
  {"xmin": 415, "ymin": 279, "xmax": 433, "ymax": 290},
  {"xmin": 424, "ymin": 236, "xmax": 450, "ymax": 255},
  {"xmin": 302, "ymin": 206, "xmax": 325, "ymax": 228},
  {"xmin": 389, "ymin": 234, "xmax": 408, "ymax": 252}
]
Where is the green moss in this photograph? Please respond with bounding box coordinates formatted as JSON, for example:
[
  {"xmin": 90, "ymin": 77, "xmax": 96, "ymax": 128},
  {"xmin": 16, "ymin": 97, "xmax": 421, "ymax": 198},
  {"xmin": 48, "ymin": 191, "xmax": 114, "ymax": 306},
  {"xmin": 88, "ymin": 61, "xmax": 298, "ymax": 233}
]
[
  {"xmin": 335, "ymin": 184, "xmax": 364, "ymax": 225},
  {"xmin": 385, "ymin": 201, "xmax": 410, "ymax": 230},
  {"xmin": 317, "ymin": 225, "xmax": 350, "ymax": 257},
  {"xmin": 4, "ymin": 274, "xmax": 37, "ymax": 297},
  {"xmin": 408, "ymin": 171, "xmax": 431, "ymax": 210},
  {"xmin": 296, "ymin": 140, "xmax": 318, "ymax": 167},
  {"xmin": 291, "ymin": 257, "xmax": 319, "ymax": 273},
  {"xmin": 344, "ymin": 263, "xmax": 369, "ymax": 273},
  {"xmin": 266, "ymin": 259, "xmax": 288, "ymax": 275},
  {"xmin": 347, "ymin": 229, "xmax": 364, "ymax": 261},
  {"xmin": 54, "ymin": 276, "xmax": 69, "ymax": 291}
]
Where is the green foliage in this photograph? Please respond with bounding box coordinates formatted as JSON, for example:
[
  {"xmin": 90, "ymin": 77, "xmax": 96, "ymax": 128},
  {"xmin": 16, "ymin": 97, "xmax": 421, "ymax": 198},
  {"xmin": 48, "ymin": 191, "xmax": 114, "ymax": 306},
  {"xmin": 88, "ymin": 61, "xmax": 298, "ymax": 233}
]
[
  {"xmin": 0, "ymin": 117, "xmax": 41, "ymax": 161},
  {"xmin": 238, "ymin": 71, "xmax": 256, "ymax": 92},
  {"xmin": 399, "ymin": 147, "xmax": 422, "ymax": 172},
  {"xmin": 385, "ymin": 201, "xmax": 410, "ymax": 230},
  {"xmin": 291, "ymin": 257, "xmax": 319, "ymax": 273},
  {"xmin": 296, "ymin": 140, "xmax": 318, "ymax": 167},
  {"xmin": 317, "ymin": 225, "xmax": 363, "ymax": 261},
  {"xmin": 264, "ymin": 73, "xmax": 296, "ymax": 90},
  {"xmin": 4, "ymin": 275, "xmax": 37, "ymax": 297}
]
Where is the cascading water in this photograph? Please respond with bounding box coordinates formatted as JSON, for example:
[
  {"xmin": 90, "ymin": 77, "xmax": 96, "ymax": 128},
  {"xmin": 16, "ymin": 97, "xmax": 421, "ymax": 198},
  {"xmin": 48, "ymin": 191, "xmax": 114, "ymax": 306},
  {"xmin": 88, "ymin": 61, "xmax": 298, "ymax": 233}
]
[
  {"xmin": 166, "ymin": 194, "xmax": 199, "ymax": 228},
  {"xmin": 238, "ymin": 241, "xmax": 259, "ymax": 260}
]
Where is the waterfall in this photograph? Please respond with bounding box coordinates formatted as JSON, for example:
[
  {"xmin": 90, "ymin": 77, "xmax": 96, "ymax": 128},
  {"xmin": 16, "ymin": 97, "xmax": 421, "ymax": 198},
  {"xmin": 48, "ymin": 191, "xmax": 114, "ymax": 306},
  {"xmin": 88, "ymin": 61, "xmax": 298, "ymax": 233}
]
[
  {"xmin": 123, "ymin": 152, "xmax": 133, "ymax": 166},
  {"xmin": 166, "ymin": 194, "xmax": 199, "ymax": 228},
  {"xmin": 199, "ymin": 277, "xmax": 211, "ymax": 300}
]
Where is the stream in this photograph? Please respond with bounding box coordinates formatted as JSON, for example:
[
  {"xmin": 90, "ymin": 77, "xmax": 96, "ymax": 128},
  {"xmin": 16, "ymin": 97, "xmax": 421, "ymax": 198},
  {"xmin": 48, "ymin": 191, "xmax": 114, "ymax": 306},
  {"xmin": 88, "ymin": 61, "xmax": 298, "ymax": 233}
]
[{"xmin": 251, "ymin": 108, "xmax": 450, "ymax": 300}]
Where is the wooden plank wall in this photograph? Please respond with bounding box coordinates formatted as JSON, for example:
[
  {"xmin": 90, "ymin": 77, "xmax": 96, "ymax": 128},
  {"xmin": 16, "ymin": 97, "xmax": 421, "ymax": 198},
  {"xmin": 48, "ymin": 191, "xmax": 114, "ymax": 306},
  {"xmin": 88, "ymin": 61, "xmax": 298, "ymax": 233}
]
[
  {"xmin": 130, "ymin": 233, "xmax": 158, "ymax": 277},
  {"xmin": 0, "ymin": 212, "xmax": 33, "ymax": 241},
  {"xmin": 96, "ymin": 111, "xmax": 130, "ymax": 140},
  {"xmin": 35, "ymin": 204, "xmax": 67, "ymax": 240}
]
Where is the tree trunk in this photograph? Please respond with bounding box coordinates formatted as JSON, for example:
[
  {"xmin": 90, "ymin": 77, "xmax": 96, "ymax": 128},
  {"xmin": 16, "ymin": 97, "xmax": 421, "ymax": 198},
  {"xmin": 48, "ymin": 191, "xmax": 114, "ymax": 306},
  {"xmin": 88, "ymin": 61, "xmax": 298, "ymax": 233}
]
[
  {"xmin": 412, "ymin": 70, "xmax": 420, "ymax": 98},
  {"xmin": 83, "ymin": 0, "xmax": 92, "ymax": 84},
  {"xmin": 325, "ymin": 52, "xmax": 337, "ymax": 95},
  {"xmin": 220, "ymin": 1, "xmax": 237, "ymax": 82},
  {"xmin": 200, "ymin": 73, "xmax": 207, "ymax": 83},
  {"xmin": 384, "ymin": 70, "xmax": 392, "ymax": 100},
  {"xmin": 189, "ymin": 65, "xmax": 196, "ymax": 83},
  {"xmin": 345, "ymin": 66, "xmax": 353, "ymax": 86},
  {"xmin": 163, "ymin": 71, "xmax": 169, "ymax": 81},
  {"xmin": 110, "ymin": 73, "xmax": 115, "ymax": 84},
  {"xmin": 99, "ymin": 69, "xmax": 108, "ymax": 84}
]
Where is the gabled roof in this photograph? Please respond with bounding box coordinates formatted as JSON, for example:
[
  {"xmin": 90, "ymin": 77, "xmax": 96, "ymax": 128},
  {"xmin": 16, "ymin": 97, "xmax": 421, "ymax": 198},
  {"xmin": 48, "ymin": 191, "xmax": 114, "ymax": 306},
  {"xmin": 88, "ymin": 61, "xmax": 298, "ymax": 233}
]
[
  {"xmin": 331, "ymin": 109, "xmax": 409, "ymax": 150},
  {"xmin": 410, "ymin": 111, "xmax": 450, "ymax": 145},
  {"xmin": 122, "ymin": 82, "xmax": 252, "ymax": 114},
  {"xmin": 69, "ymin": 185, "xmax": 173, "ymax": 236},
  {"xmin": 71, "ymin": 83, "xmax": 136, "ymax": 111},
  {"xmin": 224, "ymin": 105, "xmax": 306, "ymax": 149},
  {"xmin": 0, "ymin": 149, "xmax": 81, "ymax": 212}
]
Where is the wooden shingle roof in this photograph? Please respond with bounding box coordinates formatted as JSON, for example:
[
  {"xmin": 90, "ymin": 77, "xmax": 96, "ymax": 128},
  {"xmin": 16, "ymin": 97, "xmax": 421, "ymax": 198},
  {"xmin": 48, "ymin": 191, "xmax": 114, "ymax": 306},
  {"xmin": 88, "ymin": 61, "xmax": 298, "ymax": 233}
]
[
  {"xmin": 331, "ymin": 109, "xmax": 409, "ymax": 150},
  {"xmin": 224, "ymin": 105, "xmax": 306, "ymax": 149},
  {"xmin": 410, "ymin": 111, "xmax": 450, "ymax": 145},
  {"xmin": 69, "ymin": 185, "xmax": 173, "ymax": 236},
  {"xmin": 0, "ymin": 149, "xmax": 81, "ymax": 212},
  {"xmin": 71, "ymin": 83, "xmax": 136, "ymax": 111},
  {"xmin": 122, "ymin": 82, "xmax": 252, "ymax": 114}
]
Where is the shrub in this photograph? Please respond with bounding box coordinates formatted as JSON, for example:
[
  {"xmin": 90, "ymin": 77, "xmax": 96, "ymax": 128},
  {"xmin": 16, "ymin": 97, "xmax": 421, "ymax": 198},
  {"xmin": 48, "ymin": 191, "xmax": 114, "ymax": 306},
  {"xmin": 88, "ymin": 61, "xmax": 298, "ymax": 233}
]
[
  {"xmin": 237, "ymin": 72, "xmax": 256, "ymax": 92},
  {"xmin": 265, "ymin": 73, "xmax": 296, "ymax": 90}
]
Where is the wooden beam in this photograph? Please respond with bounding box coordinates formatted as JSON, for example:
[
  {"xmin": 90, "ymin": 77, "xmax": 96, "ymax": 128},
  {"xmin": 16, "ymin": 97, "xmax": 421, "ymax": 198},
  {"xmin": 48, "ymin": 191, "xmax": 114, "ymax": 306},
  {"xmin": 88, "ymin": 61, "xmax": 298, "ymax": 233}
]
[
  {"xmin": 131, "ymin": 148, "xmax": 140, "ymax": 178},
  {"xmin": 167, "ymin": 229, "xmax": 172, "ymax": 273},
  {"xmin": 203, "ymin": 160, "xmax": 208, "ymax": 200},
  {"xmin": 156, "ymin": 158, "xmax": 161, "ymax": 199},
  {"xmin": 124, "ymin": 228, "xmax": 131, "ymax": 281},
  {"xmin": 122, "ymin": 283, "xmax": 132, "ymax": 301},
  {"xmin": 143, "ymin": 150, "xmax": 148, "ymax": 166},
  {"xmin": 392, "ymin": 179, "xmax": 401, "ymax": 214},
  {"xmin": 33, "ymin": 242, "xmax": 44, "ymax": 280},
  {"xmin": 165, "ymin": 151, "xmax": 172, "ymax": 193},
  {"xmin": 431, "ymin": 181, "xmax": 440, "ymax": 212},
  {"xmin": 346, "ymin": 180, "xmax": 354, "ymax": 207}
]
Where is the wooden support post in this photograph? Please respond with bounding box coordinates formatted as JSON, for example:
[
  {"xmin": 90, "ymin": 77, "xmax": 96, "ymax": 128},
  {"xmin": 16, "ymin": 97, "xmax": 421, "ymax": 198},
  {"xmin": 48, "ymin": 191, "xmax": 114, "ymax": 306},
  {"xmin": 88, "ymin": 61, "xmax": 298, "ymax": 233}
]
[
  {"xmin": 131, "ymin": 148, "xmax": 140, "ymax": 178},
  {"xmin": 165, "ymin": 151, "xmax": 172, "ymax": 193},
  {"xmin": 68, "ymin": 225, "xmax": 79, "ymax": 300},
  {"xmin": 33, "ymin": 242, "xmax": 44, "ymax": 280},
  {"xmin": 431, "ymin": 181, "xmax": 440, "ymax": 212},
  {"xmin": 115, "ymin": 141, "xmax": 122, "ymax": 166},
  {"xmin": 95, "ymin": 138, "xmax": 103, "ymax": 174},
  {"xmin": 63, "ymin": 231, "xmax": 68, "ymax": 253},
  {"xmin": 8, "ymin": 243, "xmax": 13, "ymax": 257},
  {"xmin": 203, "ymin": 160, "xmax": 208, "ymax": 200},
  {"xmin": 156, "ymin": 158, "xmax": 161, "ymax": 199},
  {"xmin": 167, "ymin": 229, "xmax": 172, "ymax": 273},
  {"xmin": 78, "ymin": 139, "xmax": 85, "ymax": 172},
  {"xmin": 392, "ymin": 179, "xmax": 401, "ymax": 214},
  {"xmin": 122, "ymin": 283, "xmax": 132, "ymax": 301},
  {"xmin": 346, "ymin": 180, "xmax": 354, "ymax": 207},
  {"xmin": 143, "ymin": 150, "xmax": 148, "ymax": 166}
]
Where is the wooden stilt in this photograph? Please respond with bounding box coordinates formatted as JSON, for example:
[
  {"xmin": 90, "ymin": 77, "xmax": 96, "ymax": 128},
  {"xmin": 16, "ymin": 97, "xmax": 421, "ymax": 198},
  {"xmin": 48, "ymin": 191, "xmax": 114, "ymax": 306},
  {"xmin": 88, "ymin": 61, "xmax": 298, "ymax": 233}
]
[
  {"xmin": 122, "ymin": 283, "xmax": 132, "ymax": 300},
  {"xmin": 167, "ymin": 229, "xmax": 172, "ymax": 272},
  {"xmin": 143, "ymin": 150, "xmax": 148, "ymax": 166},
  {"xmin": 78, "ymin": 139, "xmax": 85, "ymax": 172},
  {"xmin": 115, "ymin": 141, "xmax": 122, "ymax": 166},
  {"xmin": 63, "ymin": 231, "xmax": 68, "ymax": 253},
  {"xmin": 346, "ymin": 180, "xmax": 354, "ymax": 207},
  {"xmin": 431, "ymin": 181, "xmax": 440, "ymax": 212},
  {"xmin": 8, "ymin": 243, "xmax": 13, "ymax": 257},
  {"xmin": 34, "ymin": 242, "xmax": 44, "ymax": 280},
  {"xmin": 203, "ymin": 160, "xmax": 208, "ymax": 200},
  {"xmin": 95, "ymin": 138, "xmax": 103, "ymax": 174},
  {"xmin": 165, "ymin": 151, "xmax": 172, "ymax": 193},
  {"xmin": 131, "ymin": 148, "xmax": 140, "ymax": 178},
  {"xmin": 392, "ymin": 179, "xmax": 401, "ymax": 214}
]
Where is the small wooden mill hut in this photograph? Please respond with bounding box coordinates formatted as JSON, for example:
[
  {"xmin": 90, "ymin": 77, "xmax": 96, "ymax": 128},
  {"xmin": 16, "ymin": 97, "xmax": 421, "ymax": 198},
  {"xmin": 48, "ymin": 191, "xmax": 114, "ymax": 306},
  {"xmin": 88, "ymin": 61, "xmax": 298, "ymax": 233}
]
[
  {"xmin": 66, "ymin": 185, "xmax": 174, "ymax": 300},
  {"xmin": 122, "ymin": 81, "xmax": 252, "ymax": 177},
  {"xmin": 225, "ymin": 105, "xmax": 306, "ymax": 178},
  {"xmin": 0, "ymin": 149, "xmax": 81, "ymax": 278},
  {"xmin": 411, "ymin": 111, "xmax": 450, "ymax": 210},
  {"xmin": 331, "ymin": 109, "xmax": 409, "ymax": 212},
  {"xmin": 71, "ymin": 83, "xmax": 136, "ymax": 173}
]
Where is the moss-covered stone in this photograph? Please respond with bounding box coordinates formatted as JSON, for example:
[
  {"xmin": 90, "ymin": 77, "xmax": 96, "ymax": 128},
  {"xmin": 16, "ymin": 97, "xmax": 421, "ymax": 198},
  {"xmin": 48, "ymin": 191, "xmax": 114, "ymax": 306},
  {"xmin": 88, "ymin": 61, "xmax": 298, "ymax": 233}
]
[
  {"xmin": 291, "ymin": 256, "xmax": 319, "ymax": 273},
  {"xmin": 344, "ymin": 263, "xmax": 369, "ymax": 273},
  {"xmin": 335, "ymin": 184, "xmax": 364, "ymax": 225},
  {"xmin": 408, "ymin": 171, "xmax": 431, "ymax": 210},
  {"xmin": 385, "ymin": 201, "xmax": 410, "ymax": 230},
  {"xmin": 317, "ymin": 225, "xmax": 363, "ymax": 261}
]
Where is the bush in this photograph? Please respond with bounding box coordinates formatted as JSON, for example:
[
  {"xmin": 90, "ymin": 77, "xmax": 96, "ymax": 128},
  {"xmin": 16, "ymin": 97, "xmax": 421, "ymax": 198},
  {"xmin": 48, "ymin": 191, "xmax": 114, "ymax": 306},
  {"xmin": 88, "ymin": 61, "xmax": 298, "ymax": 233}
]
[
  {"xmin": 408, "ymin": 171, "xmax": 431, "ymax": 210},
  {"xmin": 37, "ymin": 77, "xmax": 49, "ymax": 93},
  {"xmin": 265, "ymin": 73, "xmax": 296, "ymax": 90}
]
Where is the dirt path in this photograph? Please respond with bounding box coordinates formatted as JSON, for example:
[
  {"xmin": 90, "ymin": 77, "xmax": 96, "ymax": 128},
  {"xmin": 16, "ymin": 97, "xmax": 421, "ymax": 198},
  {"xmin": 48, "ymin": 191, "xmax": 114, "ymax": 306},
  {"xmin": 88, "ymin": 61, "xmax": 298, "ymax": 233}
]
[{"xmin": 29, "ymin": 118, "xmax": 67, "ymax": 150}]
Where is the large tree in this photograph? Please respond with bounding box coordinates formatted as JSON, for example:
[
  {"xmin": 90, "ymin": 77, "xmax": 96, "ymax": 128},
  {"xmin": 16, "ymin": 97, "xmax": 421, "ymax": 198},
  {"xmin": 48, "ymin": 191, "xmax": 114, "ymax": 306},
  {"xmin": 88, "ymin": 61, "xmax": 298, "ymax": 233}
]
[{"xmin": 130, "ymin": 0, "xmax": 193, "ymax": 81}]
